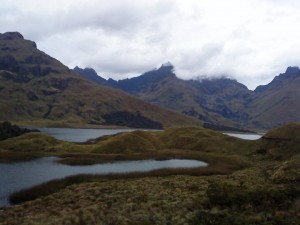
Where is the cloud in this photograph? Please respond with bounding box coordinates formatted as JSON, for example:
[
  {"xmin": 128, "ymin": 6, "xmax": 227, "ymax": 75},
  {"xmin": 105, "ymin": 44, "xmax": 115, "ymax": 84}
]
[{"xmin": 1, "ymin": 0, "xmax": 300, "ymax": 89}]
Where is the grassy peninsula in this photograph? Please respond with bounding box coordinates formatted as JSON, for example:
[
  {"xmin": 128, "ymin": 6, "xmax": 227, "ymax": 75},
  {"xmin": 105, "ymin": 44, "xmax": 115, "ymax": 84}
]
[{"xmin": 0, "ymin": 123, "xmax": 299, "ymax": 224}]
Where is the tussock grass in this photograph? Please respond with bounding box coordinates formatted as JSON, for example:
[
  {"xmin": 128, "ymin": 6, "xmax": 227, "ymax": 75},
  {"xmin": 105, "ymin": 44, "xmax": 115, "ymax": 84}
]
[
  {"xmin": 272, "ymin": 154, "xmax": 300, "ymax": 183},
  {"xmin": 191, "ymin": 182, "xmax": 300, "ymax": 225},
  {"xmin": 0, "ymin": 132, "xmax": 61, "ymax": 152},
  {"xmin": 0, "ymin": 151, "xmax": 39, "ymax": 163}
]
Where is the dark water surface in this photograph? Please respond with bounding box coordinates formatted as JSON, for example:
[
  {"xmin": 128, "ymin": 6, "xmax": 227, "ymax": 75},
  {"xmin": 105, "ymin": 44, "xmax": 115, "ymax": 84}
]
[
  {"xmin": 37, "ymin": 128, "xmax": 137, "ymax": 142},
  {"xmin": 37, "ymin": 128, "xmax": 262, "ymax": 142},
  {"xmin": 0, "ymin": 158, "xmax": 207, "ymax": 206},
  {"xmin": 223, "ymin": 132, "xmax": 262, "ymax": 140}
]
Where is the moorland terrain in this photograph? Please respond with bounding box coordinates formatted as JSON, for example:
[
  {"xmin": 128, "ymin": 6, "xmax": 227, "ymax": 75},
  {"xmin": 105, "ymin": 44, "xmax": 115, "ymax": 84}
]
[{"xmin": 0, "ymin": 122, "xmax": 299, "ymax": 224}]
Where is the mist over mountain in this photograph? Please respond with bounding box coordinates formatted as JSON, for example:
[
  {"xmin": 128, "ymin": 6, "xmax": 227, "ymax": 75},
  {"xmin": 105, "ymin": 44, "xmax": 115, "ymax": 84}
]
[{"xmin": 0, "ymin": 32, "xmax": 200, "ymax": 128}]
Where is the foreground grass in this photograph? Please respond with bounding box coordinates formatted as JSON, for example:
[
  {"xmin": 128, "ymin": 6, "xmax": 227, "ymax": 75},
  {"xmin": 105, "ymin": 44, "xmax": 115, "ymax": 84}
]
[{"xmin": 0, "ymin": 124, "xmax": 299, "ymax": 224}]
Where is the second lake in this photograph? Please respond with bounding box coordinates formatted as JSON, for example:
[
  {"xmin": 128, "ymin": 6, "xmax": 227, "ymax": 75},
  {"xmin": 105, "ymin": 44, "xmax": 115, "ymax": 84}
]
[{"xmin": 0, "ymin": 158, "xmax": 207, "ymax": 207}]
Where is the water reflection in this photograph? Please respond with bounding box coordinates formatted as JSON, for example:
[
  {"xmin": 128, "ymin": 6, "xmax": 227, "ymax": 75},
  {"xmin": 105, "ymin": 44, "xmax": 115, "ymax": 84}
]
[{"xmin": 0, "ymin": 157, "xmax": 207, "ymax": 206}]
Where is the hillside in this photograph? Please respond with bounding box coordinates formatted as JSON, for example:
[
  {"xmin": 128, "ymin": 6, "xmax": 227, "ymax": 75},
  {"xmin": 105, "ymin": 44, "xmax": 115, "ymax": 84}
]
[
  {"xmin": 75, "ymin": 64, "xmax": 300, "ymax": 129},
  {"xmin": 0, "ymin": 32, "xmax": 201, "ymax": 128},
  {"xmin": 247, "ymin": 67, "xmax": 300, "ymax": 128}
]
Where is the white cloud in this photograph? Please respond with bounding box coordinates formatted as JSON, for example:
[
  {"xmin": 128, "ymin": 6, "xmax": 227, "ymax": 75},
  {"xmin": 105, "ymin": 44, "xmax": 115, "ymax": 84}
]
[{"xmin": 1, "ymin": 0, "xmax": 300, "ymax": 89}]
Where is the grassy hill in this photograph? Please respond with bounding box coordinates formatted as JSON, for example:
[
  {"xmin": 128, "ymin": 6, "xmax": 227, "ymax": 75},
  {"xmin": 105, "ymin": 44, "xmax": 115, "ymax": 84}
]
[{"xmin": 0, "ymin": 32, "xmax": 201, "ymax": 128}]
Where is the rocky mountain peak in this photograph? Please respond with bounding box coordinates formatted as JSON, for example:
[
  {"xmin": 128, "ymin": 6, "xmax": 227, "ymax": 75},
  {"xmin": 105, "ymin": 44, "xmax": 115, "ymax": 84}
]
[
  {"xmin": 158, "ymin": 62, "xmax": 174, "ymax": 73},
  {"xmin": 74, "ymin": 66, "xmax": 98, "ymax": 76},
  {"xmin": 0, "ymin": 32, "xmax": 24, "ymax": 40},
  {"xmin": 73, "ymin": 66, "xmax": 107, "ymax": 85},
  {"xmin": 255, "ymin": 66, "xmax": 300, "ymax": 93},
  {"xmin": 285, "ymin": 66, "xmax": 300, "ymax": 74},
  {"xmin": 275, "ymin": 66, "xmax": 300, "ymax": 81}
]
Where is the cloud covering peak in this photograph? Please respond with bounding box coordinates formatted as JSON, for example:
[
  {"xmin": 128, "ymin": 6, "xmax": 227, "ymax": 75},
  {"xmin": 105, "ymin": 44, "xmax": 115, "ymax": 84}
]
[{"xmin": 1, "ymin": 0, "xmax": 300, "ymax": 89}]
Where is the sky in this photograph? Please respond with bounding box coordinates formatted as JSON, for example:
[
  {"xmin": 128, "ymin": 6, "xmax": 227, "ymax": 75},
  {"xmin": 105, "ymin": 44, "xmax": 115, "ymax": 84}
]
[{"xmin": 1, "ymin": 0, "xmax": 300, "ymax": 90}]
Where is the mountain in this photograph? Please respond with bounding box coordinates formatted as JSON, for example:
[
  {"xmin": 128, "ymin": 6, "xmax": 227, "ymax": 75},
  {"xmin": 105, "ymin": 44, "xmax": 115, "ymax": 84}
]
[
  {"xmin": 75, "ymin": 64, "xmax": 300, "ymax": 129},
  {"xmin": 247, "ymin": 66, "xmax": 300, "ymax": 128},
  {"xmin": 75, "ymin": 64, "xmax": 254, "ymax": 128},
  {"xmin": 0, "ymin": 32, "xmax": 201, "ymax": 128},
  {"xmin": 73, "ymin": 66, "xmax": 107, "ymax": 85}
]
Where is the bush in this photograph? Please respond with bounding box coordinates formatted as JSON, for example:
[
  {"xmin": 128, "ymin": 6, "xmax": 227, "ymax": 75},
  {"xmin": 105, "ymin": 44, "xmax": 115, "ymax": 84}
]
[
  {"xmin": 0, "ymin": 121, "xmax": 39, "ymax": 140},
  {"xmin": 191, "ymin": 182, "xmax": 300, "ymax": 225}
]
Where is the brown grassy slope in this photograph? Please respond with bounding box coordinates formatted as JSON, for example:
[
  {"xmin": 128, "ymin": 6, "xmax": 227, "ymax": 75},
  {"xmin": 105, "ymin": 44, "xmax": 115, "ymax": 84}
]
[
  {"xmin": 257, "ymin": 123, "xmax": 300, "ymax": 160},
  {"xmin": 255, "ymin": 123, "xmax": 300, "ymax": 183},
  {"xmin": 0, "ymin": 32, "xmax": 201, "ymax": 128}
]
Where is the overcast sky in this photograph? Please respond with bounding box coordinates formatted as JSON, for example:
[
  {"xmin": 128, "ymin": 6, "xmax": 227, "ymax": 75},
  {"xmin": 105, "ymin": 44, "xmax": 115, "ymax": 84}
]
[{"xmin": 1, "ymin": 0, "xmax": 300, "ymax": 89}]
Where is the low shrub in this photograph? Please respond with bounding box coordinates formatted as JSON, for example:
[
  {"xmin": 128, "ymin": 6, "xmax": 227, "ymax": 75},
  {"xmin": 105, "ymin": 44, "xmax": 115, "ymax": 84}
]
[{"xmin": 191, "ymin": 182, "xmax": 300, "ymax": 225}]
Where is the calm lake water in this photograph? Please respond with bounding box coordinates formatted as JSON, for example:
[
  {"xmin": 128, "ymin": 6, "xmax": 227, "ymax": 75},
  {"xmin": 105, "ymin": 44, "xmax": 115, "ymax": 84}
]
[
  {"xmin": 37, "ymin": 127, "xmax": 262, "ymax": 142},
  {"xmin": 37, "ymin": 128, "xmax": 137, "ymax": 142},
  {"xmin": 223, "ymin": 132, "xmax": 262, "ymax": 140},
  {"xmin": 0, "ymin": 158, "xmax": 207, "ymax": 207}
]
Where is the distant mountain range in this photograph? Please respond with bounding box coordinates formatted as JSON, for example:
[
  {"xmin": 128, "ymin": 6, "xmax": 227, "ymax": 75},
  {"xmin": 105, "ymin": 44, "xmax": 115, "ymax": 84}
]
[
  {"xmin": 0, "ymin": 32, "xmax": 201, "ymax": 129},
  {"xmin": 74, "ymin": 63, "xmax": 300, "ymax": 129},
  {"xmin": 1, "ymin": 31, "xmax": 298, "ymax": 130}
]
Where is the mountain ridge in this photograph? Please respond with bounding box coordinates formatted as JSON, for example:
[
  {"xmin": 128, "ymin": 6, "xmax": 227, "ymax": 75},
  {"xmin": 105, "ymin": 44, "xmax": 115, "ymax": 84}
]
[
  {"xmin": 74, "ymin": 64, "xmax": 300, "ymax": 129},
  {"xmin": 0, "ymin": 32, "xmax": 201, "ymax": 128}
]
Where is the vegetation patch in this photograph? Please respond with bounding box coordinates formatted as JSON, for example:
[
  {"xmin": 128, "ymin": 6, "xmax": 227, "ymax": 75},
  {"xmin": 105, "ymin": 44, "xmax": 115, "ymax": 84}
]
[
  {"xmin": 0, "ymin": 151, "xmax": 40, "ymax": 163},
  {"xmin": 191, "ymin": 182, "xmax": 300, "ymax": 225},
  {"xmin": 0, "ymin": 121, "xmax": 39, "ymax": 141}
]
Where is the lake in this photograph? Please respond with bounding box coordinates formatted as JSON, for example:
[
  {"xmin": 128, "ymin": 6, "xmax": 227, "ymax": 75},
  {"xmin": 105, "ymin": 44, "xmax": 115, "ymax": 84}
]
[
  {"xmin": 37, "ymin": 127, "xmax": 262, "ymax": 142},
  {"xmin": 0, "ymin": 158, "xmax": 207, "ymax": 207},
  {"xmin": 223, "ymin": 132, "xmax": 262, "ymax": 140},
  {"xmin": 37, "ymin": 127, "xmax": 137, "ymax": 142}
]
